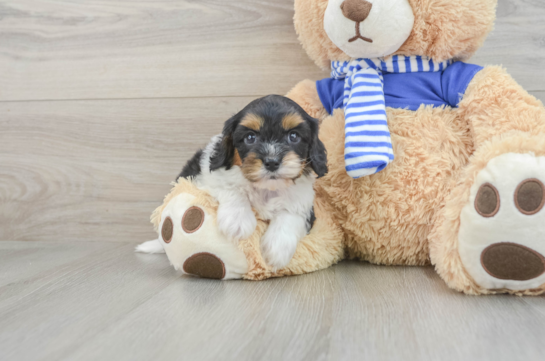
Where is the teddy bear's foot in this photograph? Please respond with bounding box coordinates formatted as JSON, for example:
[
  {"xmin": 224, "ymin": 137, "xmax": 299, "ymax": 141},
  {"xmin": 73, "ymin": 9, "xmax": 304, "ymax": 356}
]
[
  {"xmin": 145, "ymin": 177, "xmax": 345, "ymax": 281},
  {"xmin": 431, "ymin": 134, "xmax": 545, "ymax": 295},
  {"xmin": 153, "ymin": 191, "xmax": 249, "ymax": 280},
  {"xmin": 459, "ymin": 152, "xmax": 545, "ymax": 292}
]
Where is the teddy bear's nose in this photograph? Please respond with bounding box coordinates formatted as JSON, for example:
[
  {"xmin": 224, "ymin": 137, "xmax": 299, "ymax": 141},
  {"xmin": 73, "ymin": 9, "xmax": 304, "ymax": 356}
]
[{"xmin": 341, "ymin": 0, "xmax": 373, "ymax": 23}]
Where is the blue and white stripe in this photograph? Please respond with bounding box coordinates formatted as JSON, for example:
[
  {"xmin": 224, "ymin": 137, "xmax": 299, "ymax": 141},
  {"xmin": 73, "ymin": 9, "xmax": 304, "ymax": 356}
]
[{"xmin": 332, "ymin": 55, "xmax": 452, "ymax": 179}]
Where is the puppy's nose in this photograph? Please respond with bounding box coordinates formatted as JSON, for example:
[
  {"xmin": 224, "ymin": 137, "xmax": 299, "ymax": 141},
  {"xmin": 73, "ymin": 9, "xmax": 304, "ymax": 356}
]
[
  {"xmin": 341, "ymin": 0, "xmax": 373, "ymax": 23},
  {"xmin": 264, "ymin": 157, "xmax": 280, "ymax": 172}
]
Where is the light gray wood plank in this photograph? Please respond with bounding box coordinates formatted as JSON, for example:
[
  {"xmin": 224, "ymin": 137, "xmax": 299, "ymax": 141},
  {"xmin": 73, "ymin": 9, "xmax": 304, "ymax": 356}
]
[
  {"xmin": 0, "ymin": 0, "xmax": 327, "ymax": 101},
  {"xmin": 0, "ymin": 241, "xmax": 121, "ymax": 288},
  {"xmin": 4, "ymin": 94, "xmax": 545, "ymax": 246},
  {"xmin": 0, "ymin": 97, "xmax": 254, "ymax": 243},
  {"xmin": 0, "ymin": 242, "xmax": 543, "ymax": 361},
  {"xmin": 0, "ymin": 243, "xmax": 176, "ymax": 361},
  {"xmin": 472, "ymin": 0, "xmax": 545, "ymax": 91},
  {"xmin": 327, "ymin": 262, "xmax": 545, "ymax": 361},
  {"xmin": 63, "ymin": 266, "xmax": 336, "ymax": 361},
  {"xmin": 1, "ymin": 0, "xmax": 544, "ymax": 102}
]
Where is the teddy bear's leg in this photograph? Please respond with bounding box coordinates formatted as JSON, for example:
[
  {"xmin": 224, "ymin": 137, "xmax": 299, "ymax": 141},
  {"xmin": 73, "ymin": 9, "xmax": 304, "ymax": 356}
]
[
  {"xmin": 145, "ymin": 178, "xmax": 254, "ymax": 280},
  {"xmin": 143, "ymin": 178, "xmax": 344, "ymax": 281},
  {"xmin": 429, "ymin": 67, "xmax": 545, "ymax": 295},
  {"xmin": 460, "ymin": 66, "xmax": 545, "ymax": 146},
  {"xmin": 285, "ymin": 79, "xmax": 329, "ymax": 121}
]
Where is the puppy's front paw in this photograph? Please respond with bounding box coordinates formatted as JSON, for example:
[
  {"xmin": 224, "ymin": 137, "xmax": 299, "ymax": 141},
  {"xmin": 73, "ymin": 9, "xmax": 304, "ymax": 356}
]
[
  {"xmin": 217, "ymin": 204, "xmax": 257, "ymax": 243},
  {"xmin": 260, "ymin": 230, "xmax": 299, "ymax": 270}
]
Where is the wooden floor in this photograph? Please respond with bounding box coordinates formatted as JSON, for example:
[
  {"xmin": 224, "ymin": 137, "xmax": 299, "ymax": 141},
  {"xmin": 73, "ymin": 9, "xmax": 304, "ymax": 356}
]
[
  {"xmin": 1, "ymin": 240, "xmax": 544, "ymax": 361},
  {"xmin": 1, "ymin": 0, "xmax": 544, "ymax": 360}
]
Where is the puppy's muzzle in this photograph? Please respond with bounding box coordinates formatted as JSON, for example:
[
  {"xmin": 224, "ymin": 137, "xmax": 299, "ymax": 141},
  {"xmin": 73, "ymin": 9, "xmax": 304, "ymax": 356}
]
[{"xmin": 264, "ymin": 157, "xmax": 281, "ymax": 172}]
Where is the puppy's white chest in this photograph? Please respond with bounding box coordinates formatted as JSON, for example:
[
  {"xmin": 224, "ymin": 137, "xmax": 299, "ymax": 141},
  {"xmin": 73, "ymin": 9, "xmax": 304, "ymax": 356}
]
[{"xmin": 248, "ymin": 188, "xmax": 283, "ymax": 220}]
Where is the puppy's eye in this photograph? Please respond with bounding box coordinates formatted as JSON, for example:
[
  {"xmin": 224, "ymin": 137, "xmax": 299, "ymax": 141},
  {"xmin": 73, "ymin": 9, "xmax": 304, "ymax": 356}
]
[
  {"xmin": 244, "ymin": 133, "xmax": 256, "ymax": 145},
  {"xmin": 288, "ymin": 132, "xmax": 301, "ymax": 144}
]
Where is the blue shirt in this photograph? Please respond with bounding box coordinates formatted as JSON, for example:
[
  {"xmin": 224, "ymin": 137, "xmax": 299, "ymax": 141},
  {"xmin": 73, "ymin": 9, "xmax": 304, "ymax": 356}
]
[{"xmin": 316, "ymin": 61, "xmax": 483, "ymax": 115}]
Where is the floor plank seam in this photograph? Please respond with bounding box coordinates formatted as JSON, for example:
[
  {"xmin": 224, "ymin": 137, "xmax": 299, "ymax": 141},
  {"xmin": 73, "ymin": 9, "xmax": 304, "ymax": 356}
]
[{"xmin": 0, "ymin": 95, "xmax": 276, "ymax": 104}]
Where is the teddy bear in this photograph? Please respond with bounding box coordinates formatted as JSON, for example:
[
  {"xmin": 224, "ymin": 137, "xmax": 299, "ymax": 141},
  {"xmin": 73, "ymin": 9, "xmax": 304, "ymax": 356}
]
[{"xmin": 139, "ymin": 0, "xmax": 545, "ymax": 296}]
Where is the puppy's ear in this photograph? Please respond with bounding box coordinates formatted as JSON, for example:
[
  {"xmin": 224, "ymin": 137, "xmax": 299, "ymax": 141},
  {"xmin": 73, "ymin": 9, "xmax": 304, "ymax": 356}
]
[
  {"xmin": 210, "ymin": 113, "xmax": 241, "ymax": 172},
  {"xmin": 306, "ymin": 115, "xmax": 328, "ymax": 178}
]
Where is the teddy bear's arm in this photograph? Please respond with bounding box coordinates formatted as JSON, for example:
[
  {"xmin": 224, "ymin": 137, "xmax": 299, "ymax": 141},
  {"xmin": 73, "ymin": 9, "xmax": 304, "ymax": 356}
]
[
  {"xmin": 285, "ymin": 79, "xmax": 329, "ymax": 121},
  {"xmin": 459, "ymin": 66, "xmax": 545, "ymax": 148}
]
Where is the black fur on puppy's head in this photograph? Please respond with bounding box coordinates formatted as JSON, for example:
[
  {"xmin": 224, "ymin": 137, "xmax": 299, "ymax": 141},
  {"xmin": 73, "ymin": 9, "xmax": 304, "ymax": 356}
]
[{"xmin": 210, "ymin": 95, "xmax": 327, "ymax": 187}]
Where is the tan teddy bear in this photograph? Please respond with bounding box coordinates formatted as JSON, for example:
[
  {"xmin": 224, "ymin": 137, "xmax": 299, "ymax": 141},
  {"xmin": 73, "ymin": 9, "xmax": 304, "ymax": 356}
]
[{"xmin": 139, "ymin": 0, "xmax": 545, "ymax": 296}]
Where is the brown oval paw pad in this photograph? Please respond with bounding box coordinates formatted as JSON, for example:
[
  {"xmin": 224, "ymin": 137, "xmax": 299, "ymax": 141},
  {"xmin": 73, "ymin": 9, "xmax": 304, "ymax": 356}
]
[
  {"xmin": 182, "ymin": 207, "xmax": 205, "ymax": 233},
  {"xmin": 162, "ymin": 217, "xmax": 173, "ymax": 243},
  {"xmin": 481, "ymin": 243, "xmax": 545, "ymax": 281},
  {"xmin": 475, "ymin": 183, "xmax": 500, "ymax": 217},
  {"xmin": 183, "ymin": 252, "xmax": 225, "ymax": 280},
  {"xmin": 515, "ymin": 179, "xmax": 545, "ymax": 215}
]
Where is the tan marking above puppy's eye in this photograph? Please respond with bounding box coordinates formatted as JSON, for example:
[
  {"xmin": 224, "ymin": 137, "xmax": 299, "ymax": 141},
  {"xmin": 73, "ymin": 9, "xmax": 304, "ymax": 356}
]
[
  {"xmin": 282, "ymin": 113, "xmax": 304, "ymax": 130},
  {"xmin": 240, "ymin": 113, "xmax": 264, "ymax": 131}
]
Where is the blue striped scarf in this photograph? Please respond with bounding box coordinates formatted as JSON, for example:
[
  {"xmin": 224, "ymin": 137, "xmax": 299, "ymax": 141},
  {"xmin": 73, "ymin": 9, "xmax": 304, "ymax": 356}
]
[{"xmin": 331, "ymin": 55, "xmax": 452, "ymax": 179}]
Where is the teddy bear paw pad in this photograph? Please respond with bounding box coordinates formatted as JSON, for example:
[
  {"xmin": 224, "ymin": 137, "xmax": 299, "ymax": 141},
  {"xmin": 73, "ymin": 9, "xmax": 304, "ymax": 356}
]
[
  {"xmin": 480, "ymin": 243, "xmax": 544, "ymax": 281},
  {"xmin": 459, "ymin": 153, "xmax": 545, "ymax": 291},
  {"xmin": 181, "ymin": 207, "xmax": 205, "ymax": 233},
  {"xmin": 183, "ymin": 252, "xmax": 226, "ymax": 280}
]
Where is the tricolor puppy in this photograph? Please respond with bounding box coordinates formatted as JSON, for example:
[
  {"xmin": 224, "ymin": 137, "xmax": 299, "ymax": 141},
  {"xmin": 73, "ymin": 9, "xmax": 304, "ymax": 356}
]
[{"xmin": 180, "ymin": 95, "xmax": 328, "ymax": 269}]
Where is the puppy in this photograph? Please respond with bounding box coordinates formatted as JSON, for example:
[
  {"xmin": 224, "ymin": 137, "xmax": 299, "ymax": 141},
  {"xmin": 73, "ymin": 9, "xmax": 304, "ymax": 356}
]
[{"xmin": 178, "ymin": 95, "xmax": 328, "ymax": 269}]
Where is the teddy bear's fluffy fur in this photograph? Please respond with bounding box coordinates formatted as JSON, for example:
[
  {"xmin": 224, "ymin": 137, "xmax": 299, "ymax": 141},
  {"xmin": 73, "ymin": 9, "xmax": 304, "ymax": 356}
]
[{"xmin": 151, "ymin": 0, "xmax": 545, "ymax": 295}]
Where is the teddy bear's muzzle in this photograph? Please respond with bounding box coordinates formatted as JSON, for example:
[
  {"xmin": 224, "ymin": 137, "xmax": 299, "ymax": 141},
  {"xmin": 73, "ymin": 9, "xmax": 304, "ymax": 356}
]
[{"xmin": 340, "ymin": 0, "xmax": 374, "ymax": 43}]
